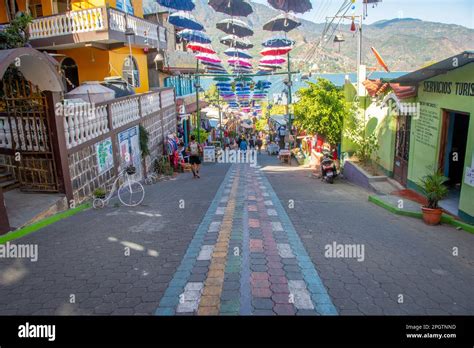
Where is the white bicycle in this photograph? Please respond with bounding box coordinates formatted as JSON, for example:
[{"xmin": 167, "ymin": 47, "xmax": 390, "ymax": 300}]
[{"xmin": 93, "ymin": 165, "xmax": 145, "ymax": 209}]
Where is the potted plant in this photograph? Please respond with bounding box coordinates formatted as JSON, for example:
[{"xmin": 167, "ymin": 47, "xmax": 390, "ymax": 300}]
[
  {"xmin": 419, "ymin": 170, "xmax": 448, "ymax": 225},
  {"xmin": 93, "ymin": 188, "xmax": 106, "ymax": 200}
]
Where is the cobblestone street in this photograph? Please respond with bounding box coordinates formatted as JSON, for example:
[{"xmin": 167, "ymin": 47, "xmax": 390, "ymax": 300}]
[{"xmin": 0, "ymin": 155, "xmax": 473, "ymax": 315}]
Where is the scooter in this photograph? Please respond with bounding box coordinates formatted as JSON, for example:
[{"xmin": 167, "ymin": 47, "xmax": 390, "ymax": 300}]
[{"xmin": 321, "ymin": 152, "xmax": 338, "ymax": 184}]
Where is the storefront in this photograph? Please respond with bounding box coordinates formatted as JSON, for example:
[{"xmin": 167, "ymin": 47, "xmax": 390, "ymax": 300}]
[{"xmin": 393, "ymin": 51, "xmax": 474, "ymax": 223}]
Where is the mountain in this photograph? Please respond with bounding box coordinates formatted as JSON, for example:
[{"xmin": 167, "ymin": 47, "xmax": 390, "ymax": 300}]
[{"xmin": 143, "ymin": 0, "xmax": 474, "ymax": 73}]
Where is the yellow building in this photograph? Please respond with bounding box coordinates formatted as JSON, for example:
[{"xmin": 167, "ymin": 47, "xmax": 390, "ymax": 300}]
[{"xmin": 1, "ymin": 0, "xmax": 166, "ymax": 93}]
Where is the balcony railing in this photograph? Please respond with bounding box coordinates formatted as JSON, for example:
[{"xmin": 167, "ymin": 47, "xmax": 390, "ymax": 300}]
[
  {"xmin": 59, "ymin": 88, "xmax": 173, "ymax": 150},
  {"xmin": 28, "ymin": 7, "xmax": 162, "ymax": 49}
]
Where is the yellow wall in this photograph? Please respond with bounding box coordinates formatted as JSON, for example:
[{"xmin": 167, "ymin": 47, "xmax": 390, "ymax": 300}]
[
  {"xmin": 109, "ymin": 47, "xmax": 149, "ymax": 93},
  {"xmin": 71, "ymin": 0, "xmax": 109, "ymax": 10},
  {"xmin": 57, "ymin": 47, "xmax": 110, "ymax": 82},
  {"xmin": 58, "ymin": 46, "xmax": 149, "ymax": 93}
]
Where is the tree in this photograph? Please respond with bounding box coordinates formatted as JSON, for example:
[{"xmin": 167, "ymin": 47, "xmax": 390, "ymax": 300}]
[
  {"xmin": 0, "ymin": 13, "xmax": 32, "ymax": 50},
  {"xmin": 294, "ymin": 78, "xmax": 350, "ymax": 146},
  {"xmin": 204, "ymin": 84, "xmax": 219, "ymax": 105}
]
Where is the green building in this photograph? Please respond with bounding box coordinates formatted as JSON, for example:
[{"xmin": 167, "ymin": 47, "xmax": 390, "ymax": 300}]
[{"xmin": 343, "ymin": 51, "xmax": 474, "ymax": 223}]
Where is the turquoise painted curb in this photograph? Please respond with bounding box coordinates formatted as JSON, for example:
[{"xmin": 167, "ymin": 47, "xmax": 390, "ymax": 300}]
[
  {"xmin": 0, "ymin": 202, "xmax": 92, "ymax": 244},
  {"xmin": 368, "ymin": 195, "xmax": 474, "ymax": 234}
]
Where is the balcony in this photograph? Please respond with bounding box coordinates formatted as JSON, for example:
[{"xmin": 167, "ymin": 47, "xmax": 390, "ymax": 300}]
[{"xmin": 28, "ymin": 7, "xmax": 167, "ymax": 51}]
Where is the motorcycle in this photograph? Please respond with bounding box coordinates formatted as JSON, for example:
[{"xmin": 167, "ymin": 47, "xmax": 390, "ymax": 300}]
[{"xmin": 321, "ymin": 152, "xmax": 338, "ymax": 184}]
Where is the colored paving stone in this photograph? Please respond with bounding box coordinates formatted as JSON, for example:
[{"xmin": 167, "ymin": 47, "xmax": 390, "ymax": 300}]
[{"xmin": 155, "ymin": 164, "xmax": 337, "ymax": 316}]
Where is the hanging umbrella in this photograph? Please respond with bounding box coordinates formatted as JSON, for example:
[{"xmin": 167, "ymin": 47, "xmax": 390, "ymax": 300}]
[
  {"xmin": 235, "ymin": 76, "xmax": 253, "ymax": 82},
  {"xmin": 228, "ymin": 57, "xmax": 252, "ymax": 65},
  {"xmin": 263, "ymin": 13, "xmax": 301, "ymax": 32},
  {"xmin": 196, "ymin": 53, "xmax": 221, "ymax": 63},
  {"xmin": 267, "ymin": 0, "xmax": 312, "ymax": 14},
  {"xmin": 260, "ymin": 46, "xmax": 292, "ymax": 56},
  {"xmin": 216, "ymin": 18, "xmax": 254, "ymax": 37},
  {"xmin": 178, "ymin": 29, "xmax": 211, "ymax": 43},
  {"xmin": 157, "ymin": 0, "xmax": 195, "ymax": 11},
  {"xmin": 220, "ymin": 35, "xmax": 254, "ymax": 49},
  {"xmin": 209, "ymin": 0, "xmax": 253, "ymax": 17},
  {"xmin": 260, "ymin": 56, "xmax": 286, "ymax": 65},
  {"xmin": 262, "ymin": 36, "xmax": 295, "ymax": 47},
  {"xmin": 187, "ymin": 42, "xmax": 216, "ymax": 54},
  {"xmin": 214, "ymin": 76, "xmax": 232, "ymax": 81},
  {"xmin": 224, "ymin": 48, "xmax": 252, "ymax": 59},
  {"xmin": 169, "ymin": 11, "xmax": 203, "ymax": 30}
]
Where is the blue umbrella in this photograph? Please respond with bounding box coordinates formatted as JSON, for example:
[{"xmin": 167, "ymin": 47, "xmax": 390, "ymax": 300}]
[
  {"xmin": 262, "ymin": 36, "xmax": 295, "ymax": 47},
  {"xmin": 157, "ymin": 0, "xmax": 195, "ymax": 11},
  {"xmin": 169, "ymin": 11, "xmax": 203, "ymax": 30},
  {"xmin": 224, "ymin": 48, "xmax": 252, "ymax": 59},
  {"xmin": 216, "ymin": 82, "xmax": 232, "ymax": 87},
  {"xmin": 177, "ymin": 29, "xmax": 211, "ymax": 44}
]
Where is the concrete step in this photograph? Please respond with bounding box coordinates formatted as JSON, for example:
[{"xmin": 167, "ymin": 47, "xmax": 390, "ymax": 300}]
[
  {"xmin": 0, "ymin": 172, "xmax": 13, "ymax": 183},
  {"xmin": 0, "ymin": 179, "xmax": 20, "ymax": 192},
  {"xmin": 369, "ymin": 179, "xmax": 403, "ymax": 195}
]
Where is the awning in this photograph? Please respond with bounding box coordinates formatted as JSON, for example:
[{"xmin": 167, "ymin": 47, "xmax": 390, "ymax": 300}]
[
  {"xmin": 0, "ymin": 47, "xmax": 65, "ymax": 92},
  {"xmin": 363, "ymin": 79, "xmax": 417, "ymax": 99},
  {"xmin": 391, "ymin": 51, "xmax": 474, "ymax": 85}
]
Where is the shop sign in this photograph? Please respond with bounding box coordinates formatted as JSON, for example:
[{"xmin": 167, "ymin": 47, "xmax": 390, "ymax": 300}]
[
  {"xmin": 464, "ymin": 154, "xmax": 474, "ymax": 187},
  {"xmin": 423, "ymin": 81, "xmax": 474, "ymax": 97},
  {"xmin": 95, "ymin": 137, "xmax": 114, "ymax": 174},
  {"xmin": 203, "ymin": 146, "xmax": 216, "ymax": 163}
]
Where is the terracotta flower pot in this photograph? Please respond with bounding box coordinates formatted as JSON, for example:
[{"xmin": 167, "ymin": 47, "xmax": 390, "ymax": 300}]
[{"xmin": 421, "ymin": 206, "xmax": 443, "ymax": 225}]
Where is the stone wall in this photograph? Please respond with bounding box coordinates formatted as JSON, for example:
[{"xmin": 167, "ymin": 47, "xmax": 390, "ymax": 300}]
[{"xmin": 68, "ymin": 106, "xmax": 177, "ymax": 203}]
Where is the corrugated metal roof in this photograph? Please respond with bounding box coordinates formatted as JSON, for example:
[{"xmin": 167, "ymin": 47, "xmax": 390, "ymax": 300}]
[{"xmin": 391, "ymin": 51, "xmax": 474, "ymax": 85}]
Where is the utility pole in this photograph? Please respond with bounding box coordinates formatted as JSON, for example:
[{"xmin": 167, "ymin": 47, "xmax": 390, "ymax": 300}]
[{"xmin": 195, "ymin": 59, "xmax": 201, "ymax": 144}]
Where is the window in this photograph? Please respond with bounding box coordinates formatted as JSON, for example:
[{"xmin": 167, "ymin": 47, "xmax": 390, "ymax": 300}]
[{"xmin": 122, "ymin": 56, "xmax": 140, "ymax": 88}]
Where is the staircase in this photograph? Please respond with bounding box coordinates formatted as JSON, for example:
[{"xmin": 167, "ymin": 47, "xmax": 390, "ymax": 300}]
[{"xmin": 0, "ymin": 165, "xmax": 19, "ymax": 192}]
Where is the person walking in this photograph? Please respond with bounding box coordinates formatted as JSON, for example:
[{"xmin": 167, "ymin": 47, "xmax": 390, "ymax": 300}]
[
  {"xmin": 187, "ymin": 135, "xmax": 202, "ymax": 178},
  {"xmin": 256, "ymin": 136, "xmax": 263, "ymax": 154},
  {"xmin": 240, "ymin": 137, "xmax": 248, "ymax": 161}
]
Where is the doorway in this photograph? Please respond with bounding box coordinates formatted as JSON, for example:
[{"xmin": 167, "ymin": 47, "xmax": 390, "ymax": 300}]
[
  {"xmin": 438, "ymin": 110, "xmax": 470, "ymax": 215},
  {"xmin": 393, "ymin": 115, "xmax": 411, "ymax": 187}
]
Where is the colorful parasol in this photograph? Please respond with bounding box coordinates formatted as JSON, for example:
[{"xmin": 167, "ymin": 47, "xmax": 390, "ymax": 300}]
[
  {"xmin": 267, "ymin": 0, "xmax": 312, "ymax": 14},
  {"xmin": 209, "ymin": 0, "xmax": 253, "ymax": 17},
  {"xmin": 157, "ymin": 0, "xmax": 195, "ymax": 11},
  {"xmin": 260, "ymin": 56, "xmax": 286, "ymax": 65},
  {"xmin": 263, "ymin": 13, "xmax": 301, "ymax": 32},
  {"xmin": 216, "ymin": 18, "xmax": 254, "ymax": 38},
  {"xmin": 187, "ymin": 42, "xmax": 216, "ymax": 54},
  {"xmin": 177, "ymin": 29, "xmax": 211, "ymax": 44},
  {"xmin": 169, "ymin": 11, "xmax": 203, "ymax": 30}
]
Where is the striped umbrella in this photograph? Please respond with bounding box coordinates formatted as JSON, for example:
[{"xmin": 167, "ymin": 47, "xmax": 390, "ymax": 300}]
[
  {"xmin": 169, "ymin": 11, "xmax": 203, "ymax": 30},
  {"xmin": 187, "ymin": 43, "xmax": 216, "ymax": 54},
  {"xmin": 157, "ymin": 0, "xmax": 195, "ymax": 11},
  {"xmin": 260, "ymin": 46, "xmax": 292, "ymax": 56},
  {"xmin": 177, "ymin": 29, "xmax": 211, "ymax": 44}
]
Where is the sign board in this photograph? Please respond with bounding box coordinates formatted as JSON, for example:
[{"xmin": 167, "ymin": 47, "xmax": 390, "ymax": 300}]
[
  {"xmin": 118, "ymin": 125, "xmax": 142, "ymax": 178},
  {"xmin": 464, "ymin": 167, "xmax": 474, "ymax": 187},
  {"xmin": 203, "ymin": 146, "xmax": 216, "ymax": 163},
  {"xmin": 95, "ymin": 137, "xmax": 114, "ymax": 174}
]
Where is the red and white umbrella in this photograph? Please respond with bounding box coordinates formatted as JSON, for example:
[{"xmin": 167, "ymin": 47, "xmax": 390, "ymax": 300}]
[
  {"xmin": 195, "ymin": 53, "xmax": 221, "ymax": 63},
  {"xmin": 260, "ymin": 55, "xmax": 286, "ymax": 65},
  {"xmin": 260, "ymin": 46, "xmax": 292, "ymax": 56},
  {"xmin": 187, "ymin": 43, "xmax": 216, "ymax": 54}
]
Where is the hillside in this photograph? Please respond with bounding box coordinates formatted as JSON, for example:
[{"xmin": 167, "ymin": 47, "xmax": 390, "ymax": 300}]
[{"xmin": 143, "ymin": 0, "xmax": 474, "ymax": 73}]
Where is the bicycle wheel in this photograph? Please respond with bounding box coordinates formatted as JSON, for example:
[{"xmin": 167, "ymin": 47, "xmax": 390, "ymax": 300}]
[
  {"xmin": 118, "ymin": 179, "xmax": 145, "ymax": 207},
  {"xmin": 93, "ymin": 198, "xmax": 105, "ymax": 209}
]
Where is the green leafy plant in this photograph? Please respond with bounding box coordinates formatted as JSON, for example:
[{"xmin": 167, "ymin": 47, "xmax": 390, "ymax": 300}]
[
  {"xmin": 345, "ymin": 118, "xmax": 379, "ymax": 164},
  {"xmin": 93, "ymin": 188, "xmax": 106, "ymax": 199},
  {"xmin": 294, "ymin": 78, "xmax": 349, "ymax": 146},
  {"xmin": 0, "ymin": 13, "xmax": 32, "ymax": 50},
  {"xmin": 190, "ymin": 128, "xmax": 208, "ymax": 144},
  {"xmin": 419, "ymin": 170, "xmax": 448, "ymax": 209},
  {"xmin": 139, "ymin": 124, "xmax": 150, "ymax": 159}
]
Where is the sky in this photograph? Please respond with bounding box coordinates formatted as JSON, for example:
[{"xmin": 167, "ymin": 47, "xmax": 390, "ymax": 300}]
[{"xmin": 253, "ymin": 0, "xmax": 474, "ymax": 29}]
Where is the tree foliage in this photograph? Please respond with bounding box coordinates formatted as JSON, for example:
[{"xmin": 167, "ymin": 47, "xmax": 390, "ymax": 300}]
[
  {"xmin": 294, "ymin": 78, "xmax": 349, "ymax": 146},
  {"xmin": 204, "ymin": 84, "xmax": 220, "ymax": 106},
  {"xmin": 0, "ymin": 13, "xmax": 32, "ymax": 50}
]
